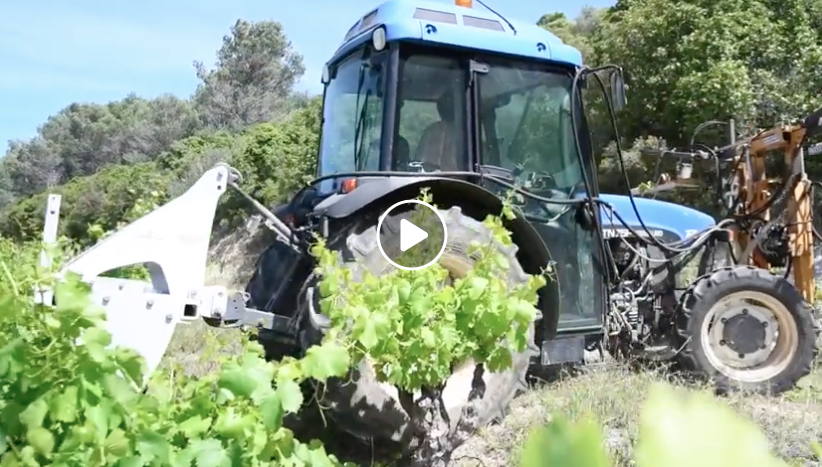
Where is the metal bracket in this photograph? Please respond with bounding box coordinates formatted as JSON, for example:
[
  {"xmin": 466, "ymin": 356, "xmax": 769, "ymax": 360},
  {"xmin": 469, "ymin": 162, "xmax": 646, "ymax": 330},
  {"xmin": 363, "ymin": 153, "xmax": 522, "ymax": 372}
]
[
  {"xmin": 39, "ymin": 165, "xmax": 231, "ymax": 375},
  {"xmin": 37, "ymin": 163, "xmax": 302, "ymax": 377},
  {"xmin": 61, "ymin": 165, "xmax": 230, "ymax": 290},
  {"xmin": 223, "ymin": 290, "xmax": 295, "ymax": 334},
  {"xmin": 540, "ymin": 334, "xmax": 585, "ymax": 366},
  {"xmin": 35, "ymin": 194, "xmax": 62, "ymax": 306},
  {"xmin": 469, "ymin": 60, "xmax": 490, "ymax": 74}
]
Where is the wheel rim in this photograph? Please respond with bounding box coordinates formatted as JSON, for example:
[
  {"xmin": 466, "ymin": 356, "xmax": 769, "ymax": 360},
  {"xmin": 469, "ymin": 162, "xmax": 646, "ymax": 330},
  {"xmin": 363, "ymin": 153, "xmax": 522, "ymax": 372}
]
[{"xmin": 699, "ymin": 290, "xmax": 799, "ymax": 383}]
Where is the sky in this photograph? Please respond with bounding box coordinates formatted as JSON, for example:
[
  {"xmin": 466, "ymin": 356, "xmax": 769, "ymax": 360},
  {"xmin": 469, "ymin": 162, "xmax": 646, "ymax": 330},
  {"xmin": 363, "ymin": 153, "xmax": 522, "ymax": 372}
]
[{"xmin": 0, "ymin": 0, "xmax": 613, "ymax": 148}]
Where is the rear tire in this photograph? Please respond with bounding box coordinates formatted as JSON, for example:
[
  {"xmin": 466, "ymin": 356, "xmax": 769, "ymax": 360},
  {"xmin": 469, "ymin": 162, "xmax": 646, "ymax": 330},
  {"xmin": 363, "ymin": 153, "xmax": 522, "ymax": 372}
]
[
  {"xmin": 319, "ymin": 205, "xmax": 539, "ymax": 446},
  {"xmin": 674, "ymin": 265, "xmax": 818, "ymax": 394}
]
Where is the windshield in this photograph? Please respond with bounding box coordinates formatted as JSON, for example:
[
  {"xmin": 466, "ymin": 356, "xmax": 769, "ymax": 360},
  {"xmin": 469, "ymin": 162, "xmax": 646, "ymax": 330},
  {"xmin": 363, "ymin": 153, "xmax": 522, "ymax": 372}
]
[
  {"xmin": 394, "ymin": 53, "xmax": 467, "ymax": 172},
  {"xmin": 479, "ymin": 65, "xmax": 581, "ymax": 192},
  {"xmin": 317, "ymin": 53, "xmax": 383, "ymax": 190},
  {"xmin": 479, "ymin": 62, "xmax": 600, "ymax": 326}
]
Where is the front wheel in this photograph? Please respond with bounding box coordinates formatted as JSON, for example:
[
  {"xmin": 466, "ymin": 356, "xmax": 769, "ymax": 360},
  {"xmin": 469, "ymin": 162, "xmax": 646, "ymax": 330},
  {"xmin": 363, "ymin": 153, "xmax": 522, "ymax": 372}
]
[
  {"xmin": 318, "ymin": 205, "xmax": 539, "ymax": 447},
  {"xmin": 674, "ymin": 266, "xmax": 818, "ymax": 394}
]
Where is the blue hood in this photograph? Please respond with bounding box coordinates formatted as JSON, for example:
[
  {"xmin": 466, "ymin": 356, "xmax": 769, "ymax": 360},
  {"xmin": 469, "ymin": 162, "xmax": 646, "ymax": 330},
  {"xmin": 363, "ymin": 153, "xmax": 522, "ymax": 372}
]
[{"xmin": 597, "ymin": 194, "xmax": 715, "ymax": 240}]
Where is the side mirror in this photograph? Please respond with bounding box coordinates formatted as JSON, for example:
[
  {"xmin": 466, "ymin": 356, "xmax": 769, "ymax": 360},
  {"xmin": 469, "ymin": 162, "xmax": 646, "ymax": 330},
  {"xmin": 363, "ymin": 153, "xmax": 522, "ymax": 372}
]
[
  {"xmin": 609, "ymin": 68, "xmax": 628, "ymax": 111},
  {"xmin": 321, "ymin": 64, "xmax": 330, "ymax": 84}
]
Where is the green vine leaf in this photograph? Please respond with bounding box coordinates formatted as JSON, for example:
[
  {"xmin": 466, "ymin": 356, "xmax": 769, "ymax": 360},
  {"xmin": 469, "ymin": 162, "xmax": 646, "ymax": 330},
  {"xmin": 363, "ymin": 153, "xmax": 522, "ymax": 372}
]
[
  {"xmin": 519, "ymin": 416, "xmax": 609, "ymax": 467},
  {"xmin": 634, "ymin": 383, "xmax": 789, "ymax": 467}
]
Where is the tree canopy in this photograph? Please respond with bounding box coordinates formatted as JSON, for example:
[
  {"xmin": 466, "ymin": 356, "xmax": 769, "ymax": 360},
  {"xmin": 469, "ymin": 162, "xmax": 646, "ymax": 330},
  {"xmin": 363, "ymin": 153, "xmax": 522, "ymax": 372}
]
[{"xmin": 541, "ymin": 0, "xmax": 822, "ymax": 204}]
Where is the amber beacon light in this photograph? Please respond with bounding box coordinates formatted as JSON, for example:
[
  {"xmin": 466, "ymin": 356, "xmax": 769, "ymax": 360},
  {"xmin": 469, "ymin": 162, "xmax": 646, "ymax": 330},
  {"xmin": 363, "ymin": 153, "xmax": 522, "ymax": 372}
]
[{"xmin": 455, "ymin": 0, "xmax": 472, "ymax": 7}]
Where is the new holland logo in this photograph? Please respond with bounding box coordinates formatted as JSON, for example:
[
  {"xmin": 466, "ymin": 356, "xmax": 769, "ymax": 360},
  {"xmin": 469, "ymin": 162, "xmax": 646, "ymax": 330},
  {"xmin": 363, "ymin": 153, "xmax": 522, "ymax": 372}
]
[{"xmin": 602, "ymin": 228, "xmax": 664, "ymax": 239}]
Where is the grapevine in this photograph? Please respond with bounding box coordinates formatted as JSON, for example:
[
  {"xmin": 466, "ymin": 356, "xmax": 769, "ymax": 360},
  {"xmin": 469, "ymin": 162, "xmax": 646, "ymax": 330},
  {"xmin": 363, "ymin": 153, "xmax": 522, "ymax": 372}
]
[
  {"xmin": 310, "ymin": 190, "xmax": 547, "ymax": 466},
  {"xmin": 0, "ymin": 239, "xmax": 355, "ymax": 467}
]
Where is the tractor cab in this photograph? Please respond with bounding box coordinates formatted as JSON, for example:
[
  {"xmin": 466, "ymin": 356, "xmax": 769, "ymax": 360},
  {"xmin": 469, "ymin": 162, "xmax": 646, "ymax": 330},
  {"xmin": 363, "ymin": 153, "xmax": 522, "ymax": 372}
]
[{"xmin": 315, "ymin": 0, "xmax": 621, "ymax": 337}]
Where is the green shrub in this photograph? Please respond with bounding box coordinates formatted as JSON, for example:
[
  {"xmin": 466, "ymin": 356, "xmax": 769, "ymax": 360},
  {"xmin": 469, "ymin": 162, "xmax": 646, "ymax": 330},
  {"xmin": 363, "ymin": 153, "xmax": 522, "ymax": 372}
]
[{"xmin": 0, "ymin": 163, "xmax": 171, "ymax": 247}]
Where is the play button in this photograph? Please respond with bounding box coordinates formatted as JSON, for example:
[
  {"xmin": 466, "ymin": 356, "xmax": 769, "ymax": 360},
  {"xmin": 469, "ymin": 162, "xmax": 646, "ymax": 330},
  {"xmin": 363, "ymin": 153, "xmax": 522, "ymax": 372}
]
[
  {"xmin": 377, "ymin": 199, "xmax": 448, "ymax": 271},
  {"xmin": 399, "ymin": 219, "xmax": 428, "ymax": 251}
]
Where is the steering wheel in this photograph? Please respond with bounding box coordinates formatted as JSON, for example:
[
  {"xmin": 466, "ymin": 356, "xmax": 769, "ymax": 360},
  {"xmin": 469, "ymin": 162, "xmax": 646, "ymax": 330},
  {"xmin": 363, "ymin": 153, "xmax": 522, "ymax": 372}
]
[
  {"xmin": 518, "ymin": 169, "xmax": 570, "ymax": 220},
  {"xmin": 527, "ymin": 171, "xmax": 559, "ymax": 191},
  {"xmin": 407, "ymin": 160, "xmax": 442, "ymax": 173}
]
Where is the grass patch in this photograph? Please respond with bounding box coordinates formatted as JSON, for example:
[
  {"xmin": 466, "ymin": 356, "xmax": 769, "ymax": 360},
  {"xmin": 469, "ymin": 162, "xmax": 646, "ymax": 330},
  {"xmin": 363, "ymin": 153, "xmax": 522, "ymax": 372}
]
[
  {"xmin": 452, "ymin": 365, "xmax": 822, "ymax": 467},
  {"xmin": 160, "ymin": 313, "xmax": 822, "ymax": 466}
]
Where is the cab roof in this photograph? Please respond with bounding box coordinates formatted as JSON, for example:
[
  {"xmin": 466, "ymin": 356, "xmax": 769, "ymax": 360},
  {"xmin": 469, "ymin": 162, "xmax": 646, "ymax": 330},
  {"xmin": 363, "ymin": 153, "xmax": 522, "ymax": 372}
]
[{"xmin": 327, "ymin": 0, "xmax": 583, "ymax": 68}]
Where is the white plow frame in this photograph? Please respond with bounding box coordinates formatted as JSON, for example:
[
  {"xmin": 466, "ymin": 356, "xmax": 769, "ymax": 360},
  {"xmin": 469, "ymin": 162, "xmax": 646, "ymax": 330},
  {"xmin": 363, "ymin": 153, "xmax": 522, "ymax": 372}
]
[{"xmin": 38, "ymin": 164, "xmax": 291, "ymax": 376}]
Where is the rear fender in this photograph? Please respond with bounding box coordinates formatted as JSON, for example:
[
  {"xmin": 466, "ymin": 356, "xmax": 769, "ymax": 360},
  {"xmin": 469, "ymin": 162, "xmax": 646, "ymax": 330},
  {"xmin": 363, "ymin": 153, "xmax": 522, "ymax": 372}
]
[{"xmin": 313, "ymin": 176, "xmax": 560, "ymax": 339}]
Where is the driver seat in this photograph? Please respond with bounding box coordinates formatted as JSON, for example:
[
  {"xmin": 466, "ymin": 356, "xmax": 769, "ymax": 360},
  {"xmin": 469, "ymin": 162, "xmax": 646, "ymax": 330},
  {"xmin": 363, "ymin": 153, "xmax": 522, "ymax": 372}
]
[{"xmin": 414, "ymin": 121, "xmax": 459, "ymax": 171}]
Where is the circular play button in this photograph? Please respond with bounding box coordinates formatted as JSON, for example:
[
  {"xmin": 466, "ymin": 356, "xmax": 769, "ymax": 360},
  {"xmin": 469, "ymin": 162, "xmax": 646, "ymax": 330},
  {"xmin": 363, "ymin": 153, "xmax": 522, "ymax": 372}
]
[{"xmin": 376, "ymin": 200, "xmax": 448, "ymax": 271}]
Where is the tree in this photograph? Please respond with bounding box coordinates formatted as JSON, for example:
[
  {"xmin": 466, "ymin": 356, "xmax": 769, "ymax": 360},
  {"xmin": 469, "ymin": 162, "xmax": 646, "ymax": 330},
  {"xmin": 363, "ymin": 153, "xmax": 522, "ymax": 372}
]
[
  {"xmin": 193, "ymin": 20, "xmax": 306, "ymax": 130},
  {"xmin": 220, "ymin": 96, "xmax": 321, "ymax": 221},
  {"xmin": 0, "ymin": 94, "xmax": 200, "ymax": 207},
  {"xmin": 594, "ymin": 0, "xmax": 822, "ymax": 147},
  {"xmin": 0, "ymin": 97, "xmax": 323, "ymax": 245},
  {"xmin": 0, "ymin": 16, "xmax": 311, "ymax": 209},
  {"xmin": 1, "ymin": 138, "xmax": 62, "ymax": 198},
  {"xmin": 537, "ymin": 7, "xmax": 605, "ymax": 63},
  {"xmin": 0, "ymin": 162, "xmax": 171, "ymax": 245}
]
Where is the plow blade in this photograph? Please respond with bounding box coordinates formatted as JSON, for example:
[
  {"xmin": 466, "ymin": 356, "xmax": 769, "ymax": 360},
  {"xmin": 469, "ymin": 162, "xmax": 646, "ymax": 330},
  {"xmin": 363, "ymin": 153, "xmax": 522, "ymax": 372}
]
[{"xmin": 43, "ymin": 164, "xmax": 232, "ymax": 376}]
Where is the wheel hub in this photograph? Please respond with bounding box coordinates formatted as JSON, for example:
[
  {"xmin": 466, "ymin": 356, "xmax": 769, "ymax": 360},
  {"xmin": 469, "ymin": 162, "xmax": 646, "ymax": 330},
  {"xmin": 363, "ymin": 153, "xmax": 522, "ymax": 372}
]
[
  {"xmin": 707, "ymin": 300, "xmax": 779, "ymax": 369},
  {"xmin": 721, "ymin": 311, "xmax": 767, "ymax": 355}
]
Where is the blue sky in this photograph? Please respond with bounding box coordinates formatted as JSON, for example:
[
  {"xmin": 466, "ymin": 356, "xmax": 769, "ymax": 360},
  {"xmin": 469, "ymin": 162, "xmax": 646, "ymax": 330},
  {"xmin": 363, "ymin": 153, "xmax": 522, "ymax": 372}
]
[{"xmin": 0, "ymin": 0, "xmax": 612, "ymax": 148}]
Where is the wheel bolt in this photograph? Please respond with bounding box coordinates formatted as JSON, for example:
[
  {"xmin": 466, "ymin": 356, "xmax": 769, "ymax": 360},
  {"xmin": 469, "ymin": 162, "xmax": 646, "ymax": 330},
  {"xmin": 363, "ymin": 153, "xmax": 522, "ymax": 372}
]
[
  {"xmin": 720, "ymin": 318, "xmax": 728, "ymax": 324},
  {"xmin": 760, "ymin": 344, "xmax": 767, "ymax": 350},
  {"xmin": 761, "ymin": 320, "xmax": 768, "ymax": 327},
  {"xmin": 742, "ymin": 308, "xmax": 748, "ymax": 314},
  {"xmin": 738, "ymin": 353, "xmax": 745, "ymax": 359},
  {"xmin": 719, "ymin": 340, "xmax": 726, "ymax": 346}
]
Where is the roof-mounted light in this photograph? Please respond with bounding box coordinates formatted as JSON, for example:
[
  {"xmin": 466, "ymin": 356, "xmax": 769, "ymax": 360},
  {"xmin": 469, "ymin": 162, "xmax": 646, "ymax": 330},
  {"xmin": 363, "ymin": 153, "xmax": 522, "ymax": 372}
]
[
  {"xmin": 455, "ymin": 0, "xmax": 472, "ymax": 7},
  {"xmin": 372, "ymin": 27, "xmax": 386, "ymax": 51}
]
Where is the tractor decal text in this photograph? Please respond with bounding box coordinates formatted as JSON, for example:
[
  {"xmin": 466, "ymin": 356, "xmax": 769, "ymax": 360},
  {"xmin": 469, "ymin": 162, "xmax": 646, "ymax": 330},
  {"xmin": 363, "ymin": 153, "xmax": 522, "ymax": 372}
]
[{"xmin": 602, "ymin": 228, "xmax": 664, "ymax": 239}]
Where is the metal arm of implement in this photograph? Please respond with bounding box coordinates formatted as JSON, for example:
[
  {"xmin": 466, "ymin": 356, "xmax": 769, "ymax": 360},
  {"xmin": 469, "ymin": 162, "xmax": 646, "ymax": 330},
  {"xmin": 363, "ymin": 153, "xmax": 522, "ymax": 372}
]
[{"xmin": 37, "ymin": 164, "xmax": 298, "ymax": 376}]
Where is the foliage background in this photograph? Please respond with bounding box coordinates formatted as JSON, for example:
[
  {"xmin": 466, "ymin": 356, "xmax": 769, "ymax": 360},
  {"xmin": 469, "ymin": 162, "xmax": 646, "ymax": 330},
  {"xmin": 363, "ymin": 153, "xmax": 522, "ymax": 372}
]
[{"xmin": 2, "ymin": 0, "xmax": 821, "ymax": 245}]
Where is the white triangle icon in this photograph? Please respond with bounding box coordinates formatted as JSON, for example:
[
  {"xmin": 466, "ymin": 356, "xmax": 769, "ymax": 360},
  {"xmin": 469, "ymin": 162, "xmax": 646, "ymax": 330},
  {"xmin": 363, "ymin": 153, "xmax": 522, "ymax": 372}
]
[{"xmin": 399, "ymin": 219, "xmax": 428, "ymax": 252}]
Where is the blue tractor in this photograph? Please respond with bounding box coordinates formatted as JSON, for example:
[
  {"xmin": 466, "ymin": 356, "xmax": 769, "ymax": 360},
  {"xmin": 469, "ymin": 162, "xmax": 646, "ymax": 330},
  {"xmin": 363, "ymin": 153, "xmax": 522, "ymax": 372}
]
[{"xmin": 237, "ymin": 0, "xmax": 819, "ymax": 451}]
